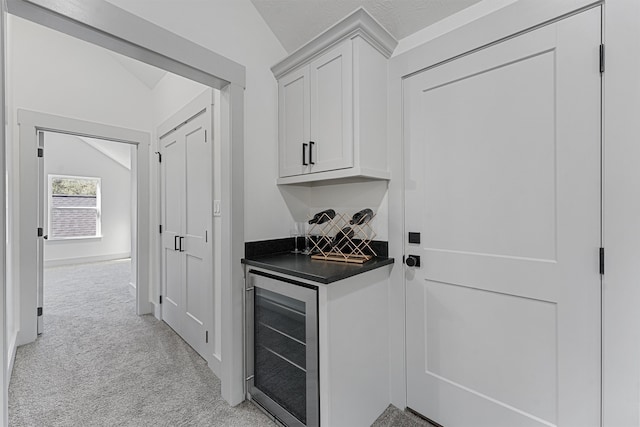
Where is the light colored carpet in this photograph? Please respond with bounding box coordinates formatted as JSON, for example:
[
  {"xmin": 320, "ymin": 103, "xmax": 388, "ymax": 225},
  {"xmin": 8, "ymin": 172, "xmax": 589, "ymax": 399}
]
[
  {"xmin": 9, "ymin": 259, "xmax": 429, "ymax": 427},
  {"xmin": 8, "ymin": 260, "xmax": 274, "ymax": 427},
  {"xmin": 372, "ymin": 405, "xmax": 436, "ymax": 427}
]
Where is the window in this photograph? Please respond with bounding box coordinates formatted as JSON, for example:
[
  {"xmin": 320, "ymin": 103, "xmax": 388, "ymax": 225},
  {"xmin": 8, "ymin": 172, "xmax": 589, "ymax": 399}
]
[{"xmin": 48, "ymin": 175, "xmax": 101, "ymax": 239}]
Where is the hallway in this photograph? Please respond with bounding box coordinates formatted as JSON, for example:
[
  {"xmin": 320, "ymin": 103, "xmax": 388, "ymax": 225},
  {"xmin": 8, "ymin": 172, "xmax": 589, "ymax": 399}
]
[{"xmin": 8, "ymin": 260, "xmax": 272, "ymax": 426}]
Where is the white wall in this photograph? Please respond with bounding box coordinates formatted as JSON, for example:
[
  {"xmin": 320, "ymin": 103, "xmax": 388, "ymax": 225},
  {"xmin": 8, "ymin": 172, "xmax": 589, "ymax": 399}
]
[
  {"xmin": 105, "ymin": 0, "xmax": 290, "ymax": 242},
  {"xmin": 43, "ymin": 133, "xmax": 132, "ymax": 266}
]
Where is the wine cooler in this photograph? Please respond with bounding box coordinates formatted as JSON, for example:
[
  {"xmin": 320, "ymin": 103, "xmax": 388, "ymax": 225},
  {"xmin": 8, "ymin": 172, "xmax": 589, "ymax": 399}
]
[{"xmin": 246, "ymin": 271, "xmax": 319, "ymax": 427}]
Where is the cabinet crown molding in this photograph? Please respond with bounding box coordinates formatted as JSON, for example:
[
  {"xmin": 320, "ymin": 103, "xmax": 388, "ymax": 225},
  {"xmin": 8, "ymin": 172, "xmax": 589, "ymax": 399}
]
[{"xmin": 271, "ymin": 7, "xmax": 398, "ymax": 79}]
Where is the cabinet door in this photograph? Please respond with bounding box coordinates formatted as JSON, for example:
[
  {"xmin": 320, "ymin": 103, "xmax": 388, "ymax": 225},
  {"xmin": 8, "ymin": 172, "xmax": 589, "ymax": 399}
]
[
  {"xmin": 279, "ymin": 66, "xmax": 310, "ymax": 177},
  {"xmin": 309, "ymin": 42, "xmax": 353, "ymax": 173}
]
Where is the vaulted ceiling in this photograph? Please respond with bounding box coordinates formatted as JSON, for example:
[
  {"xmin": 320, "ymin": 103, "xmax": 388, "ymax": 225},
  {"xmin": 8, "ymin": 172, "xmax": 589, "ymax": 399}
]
[{"xmin": 250, "ymin": 0, "xmax": 483, "ymax": 53}]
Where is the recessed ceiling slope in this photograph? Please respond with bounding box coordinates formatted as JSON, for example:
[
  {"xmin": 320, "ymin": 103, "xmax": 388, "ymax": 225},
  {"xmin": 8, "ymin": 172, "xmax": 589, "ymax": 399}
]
[{"xmin": 250, "ymin": 0, "xmax": 483, "ymax": 53}]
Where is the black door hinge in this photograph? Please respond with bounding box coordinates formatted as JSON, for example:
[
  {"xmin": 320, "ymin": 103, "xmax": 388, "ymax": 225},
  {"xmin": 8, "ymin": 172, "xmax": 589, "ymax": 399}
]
[
  {"xmin": 599, "ymin": 44, "xmax": 605, "ymax": 74},
  {"xmin": 204, "ymin": 130, "xmax": 207, "ymax": 142},
  {"xmin": 37, "ymin": 227, "xmax": 43, "ymax": 237},
  {"xmin": 599, "ymin": 247, "xmax": 605, "ymax": 275},
  {"xmin": 205, "ymin": 331, "xmax": 209, "ymax": 344},
  {"xmin": 37, "ymin": 307, "xmax": 43, "ymax": 317},
  {"xmin": 155, "ymin": 151, "xmax": 162, "ymax": 163},
  {"xmin": 37, "ymin": 148, "xmax": 43, "ymax": 158},
  {"xmin": 159, "ymin": 224, "xmax": 163, "ymax": 234},
  {"xmin": 159, "ymin": 295, "xmax": 163, "ymax": 304}
]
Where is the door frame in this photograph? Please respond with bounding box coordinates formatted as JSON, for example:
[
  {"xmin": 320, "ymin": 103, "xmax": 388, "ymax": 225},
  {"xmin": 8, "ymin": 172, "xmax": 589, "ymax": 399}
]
[
  {"xmin": 388, "ymin": 0, "xmax": 605, "ymax": 417},
  {"xmin": 17, "ymin": 110, "xmax": 150, "ymax": 343},
  {"xmin": 4, "ymin": 0, "xmax": 247, "ymax": 411}
]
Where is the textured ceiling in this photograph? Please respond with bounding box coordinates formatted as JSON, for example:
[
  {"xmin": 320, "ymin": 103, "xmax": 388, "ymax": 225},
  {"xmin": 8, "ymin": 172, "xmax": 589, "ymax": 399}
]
[{"xmin": 250, "ymin": 0, "xmax": 483, "ymax": 53}]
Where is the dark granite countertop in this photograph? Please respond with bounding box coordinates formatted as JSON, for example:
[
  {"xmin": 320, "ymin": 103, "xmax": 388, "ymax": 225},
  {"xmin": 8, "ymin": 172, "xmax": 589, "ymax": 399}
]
[{"xmin": 242, "ymin": 252, "xmax": 394, "ymax": 284}]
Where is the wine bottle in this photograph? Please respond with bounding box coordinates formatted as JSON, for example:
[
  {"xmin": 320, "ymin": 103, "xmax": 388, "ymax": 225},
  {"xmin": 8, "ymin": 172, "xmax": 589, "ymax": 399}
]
[
  {"xmin": 308, "ymin": 209, "xmax": 336, "ymax": 224},
  {"xmin": 350, "ymin": 208, "xmax": 373, "ymax": 225},
  {"xmin": 332, "ymin": 226, "xmax": 355, "ymax": 251}
]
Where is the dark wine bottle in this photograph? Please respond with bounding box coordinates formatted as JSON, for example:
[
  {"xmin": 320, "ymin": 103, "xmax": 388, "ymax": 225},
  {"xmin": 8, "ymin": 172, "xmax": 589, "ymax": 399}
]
[
  {"xmin": 308, "ymin": 209, "xmax": 336, "ymax": 224},
  {"xmin": 350, "ymin": 208, "xmax": 373, "ymax": 225},
  {"xmin": 332, "ymin": 226, "xmax": 355, "ymax": 251}
]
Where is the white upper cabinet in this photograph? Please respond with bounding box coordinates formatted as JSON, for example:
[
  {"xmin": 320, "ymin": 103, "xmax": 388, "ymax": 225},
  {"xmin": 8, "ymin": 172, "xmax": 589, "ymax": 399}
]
[
  {"xmin": 272, "ymin": 8, "xmax": 397, "ymax": 184},
  {"xmin": 278, "ymin": 66, "xmax": 310, "ymax": 177}
]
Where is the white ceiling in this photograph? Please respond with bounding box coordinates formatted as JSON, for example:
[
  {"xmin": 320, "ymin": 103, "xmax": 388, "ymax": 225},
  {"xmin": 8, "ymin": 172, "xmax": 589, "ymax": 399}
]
[{"xmin": 250, "ymin": 0, "xmax": 484, "ymax": 53}]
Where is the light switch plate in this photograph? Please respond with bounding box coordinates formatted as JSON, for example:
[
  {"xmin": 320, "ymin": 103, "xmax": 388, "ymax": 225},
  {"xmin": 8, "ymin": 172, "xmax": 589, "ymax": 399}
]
[{"xmin": 213, "ymin": 200, "xmax": 221, "ymax": 217}]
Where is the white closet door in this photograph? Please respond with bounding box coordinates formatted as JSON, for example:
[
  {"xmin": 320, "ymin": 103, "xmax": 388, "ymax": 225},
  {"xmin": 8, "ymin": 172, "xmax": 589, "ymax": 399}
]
[
  {"xmin": 181, "ymin": 113, "xmax": 211, "ymax": 358},
  {"xmin": 160, "ymin": 110, "xmax": 212, "ymax": 360},
  {"xmin": 160, "ymin": 130, "xmax": 184, "ymax": 335},
  {"xmin": 404, "ymin": 8, "xmax": 601, "ymax": 427}
]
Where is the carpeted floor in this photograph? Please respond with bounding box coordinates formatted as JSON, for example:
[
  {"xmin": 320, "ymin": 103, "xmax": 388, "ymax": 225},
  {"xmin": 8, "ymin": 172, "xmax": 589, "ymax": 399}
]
[
  {"xmin": 8, "ymin": 259, "xmax": 431, "ymax": 427},
  {"xmin": 8, "ymin": 260, "xmax": 273, "ymax": 427}
]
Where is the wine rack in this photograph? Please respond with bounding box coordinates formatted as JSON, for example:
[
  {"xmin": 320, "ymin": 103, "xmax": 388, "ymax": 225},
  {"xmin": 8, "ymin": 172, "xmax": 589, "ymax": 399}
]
[{"xmin": 307, "ymin": 212, "xmax": 377, "ymax": 264}]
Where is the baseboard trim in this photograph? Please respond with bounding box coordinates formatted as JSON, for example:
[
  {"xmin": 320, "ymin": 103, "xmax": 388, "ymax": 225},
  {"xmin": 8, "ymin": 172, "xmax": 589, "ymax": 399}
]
[
  {"xmin": 129, "ymin": 282, "xmax": 136, "ymax": 297},
  {"xmin": 209, "ymin": 354, "xmax": 222, "ymax": 377},
  {"xmin": 152, "ymin": 301, "xmax": 162, "ymax": 320},
  {"xmin": 44, "ymin": 253, "xmax": 131, "ymax": 268},
  {"xmin": 7, "ymin": 331, "xmax": 18, "ymax": 385}
]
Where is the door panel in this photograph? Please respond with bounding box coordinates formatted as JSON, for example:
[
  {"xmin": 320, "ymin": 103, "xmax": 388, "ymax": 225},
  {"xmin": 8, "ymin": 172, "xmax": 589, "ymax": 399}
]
[
  {"xmin": 160, "ymin": 134, "xmax": 183, "ymax": 333},
  {"xmin": 279, "ymin": 68, "xmax": 310, "ymax": 177},
  {"xmin": 184, "ymin": 114, "xmax": 210, "ymax": 357},
  {"xmin": 404, "ymin": 8, "xmax": 601, "ymax": 427},
  {"xmin": 309, "ymin": 42, "xmax": 353, "ymax": 173}
]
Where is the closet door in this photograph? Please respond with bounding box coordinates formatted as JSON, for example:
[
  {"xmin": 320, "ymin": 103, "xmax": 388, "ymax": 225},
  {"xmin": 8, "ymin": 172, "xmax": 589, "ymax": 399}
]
[
  {"xmin": 160, "ymin": 111, "xmax": 212, "ymax": 360},
  {"xmin": 160, "ymin": 128, "xmax": 185, "ymax": 335},
  {"xmin": 181, "ymin": 113, "xmax": 211, "ymax": 358}
]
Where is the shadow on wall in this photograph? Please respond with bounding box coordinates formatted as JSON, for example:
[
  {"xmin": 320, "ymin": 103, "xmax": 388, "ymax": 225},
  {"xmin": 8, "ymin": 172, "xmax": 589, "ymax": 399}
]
[{"xmin": 278, "ymin": 179, "xmax": 389, "ymax": 239}]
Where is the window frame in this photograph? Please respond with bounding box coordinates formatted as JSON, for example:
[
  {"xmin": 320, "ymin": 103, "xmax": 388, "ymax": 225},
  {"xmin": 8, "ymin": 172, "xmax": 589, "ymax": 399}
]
[{"xmin": 47, "ymin": 174, "xmax": 102, "ymax": 240}]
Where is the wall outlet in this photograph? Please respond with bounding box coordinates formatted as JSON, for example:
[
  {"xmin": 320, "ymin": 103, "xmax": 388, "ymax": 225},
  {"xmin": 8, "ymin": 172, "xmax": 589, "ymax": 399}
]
[{"xmin": 213, "ymin": 200, "xmax": 221, "ymax": 217}]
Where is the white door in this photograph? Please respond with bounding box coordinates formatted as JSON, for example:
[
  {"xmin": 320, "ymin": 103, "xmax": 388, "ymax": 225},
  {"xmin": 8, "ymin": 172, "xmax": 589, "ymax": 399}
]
[
  {"xmin": 36, "ymin": 131, "xmax": 45, "ymax": 335},
  {"xmin": 160, "ymin": 111, "xmax": 212, "ymax": 359},
  {"xmin": 404, "ymin": 8, "xmax": 601, "ymax": 427},
  {"xmin": 160, "ymin": 129, "xmax": 184, "ymax": 333},
  {"xmin": 279, "ymin": 66, "xmax": 310, "ymax": 177},
  {"xmin": 309, "ymin": 42, "xmax": 353, "ymax": 173}
]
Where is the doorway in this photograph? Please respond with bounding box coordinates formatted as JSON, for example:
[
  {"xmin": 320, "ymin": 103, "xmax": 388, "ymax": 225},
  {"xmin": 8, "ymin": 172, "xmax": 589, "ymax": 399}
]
[
  {"xmin": 37, "ymin": 131, "xmax": 136, "ymax": 334},
  {"xmin": 17, "ymin": 109, "xmax": 151, "ymax": 346},
  {"xmin": 2, "ymin": 0, "xmax": 247, "ymax": 418}
]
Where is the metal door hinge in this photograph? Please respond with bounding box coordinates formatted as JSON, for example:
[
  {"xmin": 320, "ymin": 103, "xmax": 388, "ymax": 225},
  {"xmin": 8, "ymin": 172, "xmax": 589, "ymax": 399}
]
[
  {"xmin": 37, "ymin": 227, "xmax": 43, "ymax": 237},
  {"xmin": 159, "ymin": 224, "xmax": 163, "ymax": 234},
  {"xmin": 159, "ymin": 295, "xmax": 163, "ymax": 304},
  {"xmin": 599, "ymin": 44, "xmax": 605, "ymax": 74},
  {"xmin": 599, "ymin": 247, "xmax": 605, "ymax": 275},
  {"xmin": 204, "ymin": 130, "xmax": 207, "ymax": 142},
  {"xmin": 37, "ymin": 307, "xmax": 43, "ymax": 317},
  {"xmin": 154, "ymin": 151, "xmax": 162, "ymax": 163},
  {"xmin": 37, "ymin": 148, "xmax": 43, "ymax": 158},
  {"xmin": 205, "ymin": 331, "xmax": 209, "ymax": 343}
]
